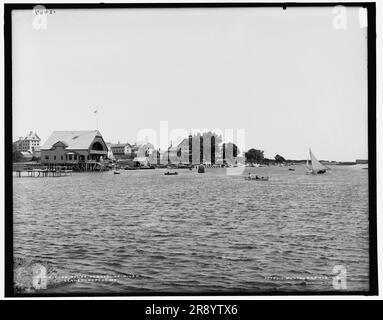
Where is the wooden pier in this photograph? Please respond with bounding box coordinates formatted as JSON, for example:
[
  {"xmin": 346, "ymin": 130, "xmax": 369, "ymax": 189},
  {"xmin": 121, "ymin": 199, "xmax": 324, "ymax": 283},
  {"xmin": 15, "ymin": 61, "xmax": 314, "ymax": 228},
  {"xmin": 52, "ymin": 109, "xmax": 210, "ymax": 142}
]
[
  {"xmin": 14, "ymin": 168, "xmax": 73, "ymax": 178},
  {"xmin": 13, "ymin": 160, "xmax": 109, "ymax": 177}
]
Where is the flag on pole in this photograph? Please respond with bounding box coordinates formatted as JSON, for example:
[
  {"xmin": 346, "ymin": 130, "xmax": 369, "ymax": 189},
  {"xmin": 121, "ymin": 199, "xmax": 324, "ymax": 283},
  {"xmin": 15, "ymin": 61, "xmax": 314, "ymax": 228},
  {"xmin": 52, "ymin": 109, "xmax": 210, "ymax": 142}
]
[{"xmin": 93, "ymin": 109, "xmax": 99, "ymax": 130}]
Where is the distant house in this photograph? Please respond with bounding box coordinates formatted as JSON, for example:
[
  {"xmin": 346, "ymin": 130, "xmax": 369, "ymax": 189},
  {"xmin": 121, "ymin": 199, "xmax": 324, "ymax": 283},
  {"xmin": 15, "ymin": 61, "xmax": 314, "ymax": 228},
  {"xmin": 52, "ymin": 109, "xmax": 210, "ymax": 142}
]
[
  {"xmin": 356, "ymin": 159, "xmax": 368, "ymax": 164},
  {"xmin": 110, "ymin": 143, "xmax": 132, "ymax": 160},
  {"xmin": 13, "ymin": 131, "xmax": 41, "ymax": 153},
  {"xmin": 162, "ymin": 142, "xmax": 188, "ymax": 165},
  {"xmin": 160, "ymin": 137, "xmax": 233, "ymax": 165},
  {"xmin": 132, "ymin": 142, "xmax": 155, "ymax": 157},
  {"xmin": 32, "ymin": 146, "xmax": 41, "ymax": 159},
  {"xmin": 133, "ymin": 156, "xmax": 150, "ymax": 167},
  {"xmin": 40, "ymin": 130, "xmax": 108, "ymax": 166}
]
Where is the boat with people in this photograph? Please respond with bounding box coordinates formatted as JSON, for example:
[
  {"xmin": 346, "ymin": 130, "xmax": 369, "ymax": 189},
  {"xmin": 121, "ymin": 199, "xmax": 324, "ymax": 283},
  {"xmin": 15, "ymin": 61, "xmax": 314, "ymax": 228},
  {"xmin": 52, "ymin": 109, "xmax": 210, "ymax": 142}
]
[
  {"xmin": 114, "ymin": 170, "xmax": 121, "ymax": 175},
  {"xmin": 164, "ymin": 171, "xmax": 178, "ymax": 176},
  {"xmin": 245, "ymin": 174, "xmax": 269, "ymax": 181},
  {"xmin": 306, "ymin": 148, "xmax": 330, "ymax": 174}
]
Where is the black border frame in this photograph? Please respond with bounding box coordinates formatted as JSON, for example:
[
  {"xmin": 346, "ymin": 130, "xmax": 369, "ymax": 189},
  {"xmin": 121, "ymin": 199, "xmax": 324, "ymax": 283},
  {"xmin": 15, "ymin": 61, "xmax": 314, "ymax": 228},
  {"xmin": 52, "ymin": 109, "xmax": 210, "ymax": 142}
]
[{"xmin": 4, "ymin": 2, "xmax": 378, "ymax": 297}]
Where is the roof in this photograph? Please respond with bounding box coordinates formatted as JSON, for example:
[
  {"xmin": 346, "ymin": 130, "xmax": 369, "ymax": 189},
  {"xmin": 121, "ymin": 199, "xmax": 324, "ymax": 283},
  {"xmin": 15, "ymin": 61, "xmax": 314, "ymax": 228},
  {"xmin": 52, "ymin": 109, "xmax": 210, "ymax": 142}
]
[
  {"xmin": 132, "ymin": 142, "xmax": 154, "ymax": 151},
  {"xmin": 111, "ymin": 143, "xmax": 131, "ymax": 148},
  {"xmin": 41, "ymin": 130, "xmax": 104, "ymax": 150},
  {"xmin": 25, "ymin": 131, "xmax": 41, "ymax": 141},
  {"xmin": 176, "ymin": 138, "xmax": 188, "ymax": 148}
]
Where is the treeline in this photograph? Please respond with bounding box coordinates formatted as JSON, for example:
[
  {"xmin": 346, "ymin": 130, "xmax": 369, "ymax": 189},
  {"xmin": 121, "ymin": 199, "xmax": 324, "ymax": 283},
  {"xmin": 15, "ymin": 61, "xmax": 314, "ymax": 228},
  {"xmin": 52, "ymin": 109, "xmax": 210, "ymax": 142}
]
[
  {"xmin": 12, "ymin": 150, "xmax": 39, "ymax": 162},
  {"xmin": 245, "ymin": 149, "xmax": 305, "ymax": 164}
]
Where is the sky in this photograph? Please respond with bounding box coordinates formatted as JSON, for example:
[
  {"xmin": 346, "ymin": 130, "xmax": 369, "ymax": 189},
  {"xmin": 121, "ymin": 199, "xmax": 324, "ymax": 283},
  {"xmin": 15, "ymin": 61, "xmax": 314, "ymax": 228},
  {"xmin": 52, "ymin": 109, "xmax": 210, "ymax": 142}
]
[{"xmin": 12, "ymin": 7, "xmax": 368, "ymax": 161}]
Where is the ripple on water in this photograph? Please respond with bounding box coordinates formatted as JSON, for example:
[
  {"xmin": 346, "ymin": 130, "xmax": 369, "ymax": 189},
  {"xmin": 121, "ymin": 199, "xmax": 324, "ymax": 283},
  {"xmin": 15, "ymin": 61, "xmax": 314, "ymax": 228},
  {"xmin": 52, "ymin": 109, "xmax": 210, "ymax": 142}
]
[{"xmin": 13, "ymin": 166, "xmax": 370, "ymax": 293}]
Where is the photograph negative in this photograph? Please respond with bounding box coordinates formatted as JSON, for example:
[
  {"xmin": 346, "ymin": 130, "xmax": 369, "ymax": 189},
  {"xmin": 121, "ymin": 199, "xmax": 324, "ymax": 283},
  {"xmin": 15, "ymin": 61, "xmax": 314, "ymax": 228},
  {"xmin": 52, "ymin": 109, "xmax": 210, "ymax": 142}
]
[{"xmin": 5, "ymin": 3, "xmax": 377, "ymax": 296}]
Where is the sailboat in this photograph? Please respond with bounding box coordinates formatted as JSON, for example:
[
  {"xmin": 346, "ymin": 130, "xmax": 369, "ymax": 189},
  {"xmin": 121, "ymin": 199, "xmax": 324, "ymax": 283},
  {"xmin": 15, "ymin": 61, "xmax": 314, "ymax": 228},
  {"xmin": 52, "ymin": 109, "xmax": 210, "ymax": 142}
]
[{"xmin": 306, "ymin": 148, "xmax": 329, "ymax": 174}]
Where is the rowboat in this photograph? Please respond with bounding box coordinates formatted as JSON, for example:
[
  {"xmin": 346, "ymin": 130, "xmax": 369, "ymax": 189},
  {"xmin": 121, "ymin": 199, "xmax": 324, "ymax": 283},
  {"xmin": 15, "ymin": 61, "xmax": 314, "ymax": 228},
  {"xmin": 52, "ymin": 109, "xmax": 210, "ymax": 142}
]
[
  {"xmin": 245, "ymin": 175, "xmax": 269, "ymax": 181},
  {"xmin": 164, "ymin": 171, "xmax": 178, "ymax": 176}
]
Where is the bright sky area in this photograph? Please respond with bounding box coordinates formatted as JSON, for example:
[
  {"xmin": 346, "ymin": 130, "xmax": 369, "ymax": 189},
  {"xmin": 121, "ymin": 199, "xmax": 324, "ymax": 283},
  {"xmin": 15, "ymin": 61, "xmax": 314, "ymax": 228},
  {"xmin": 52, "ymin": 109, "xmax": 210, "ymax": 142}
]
[{"xmin": 12, "ymin": 7, "xmax": 368, "ymax": 161}]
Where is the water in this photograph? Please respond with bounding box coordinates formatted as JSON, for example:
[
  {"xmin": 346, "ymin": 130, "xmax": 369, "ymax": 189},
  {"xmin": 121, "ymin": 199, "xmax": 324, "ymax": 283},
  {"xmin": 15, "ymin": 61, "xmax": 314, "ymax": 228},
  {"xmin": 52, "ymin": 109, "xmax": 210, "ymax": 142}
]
[{"xmin": 13, "ymin": 165, "xmax": 370, "ymax": 293}]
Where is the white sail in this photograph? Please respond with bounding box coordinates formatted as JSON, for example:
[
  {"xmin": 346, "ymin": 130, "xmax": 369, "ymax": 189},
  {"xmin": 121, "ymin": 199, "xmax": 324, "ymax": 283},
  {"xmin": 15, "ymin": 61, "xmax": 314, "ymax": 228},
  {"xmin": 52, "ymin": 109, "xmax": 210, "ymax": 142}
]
[
  {"xmin": 309, "ymin": 148, "xmax": 327, "ymax": 172},
  {"xmin": 305, "ymin": 157, "xmax": 311, "ymax": 172}
]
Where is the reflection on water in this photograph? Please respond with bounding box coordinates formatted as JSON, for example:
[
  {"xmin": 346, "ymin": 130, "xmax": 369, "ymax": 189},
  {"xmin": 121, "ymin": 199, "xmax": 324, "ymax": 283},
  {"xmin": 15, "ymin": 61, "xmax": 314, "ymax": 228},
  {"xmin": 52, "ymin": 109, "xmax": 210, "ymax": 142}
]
[{"xmin": 13, "ymin": 165, "xmax": 369, "ymax": 293}]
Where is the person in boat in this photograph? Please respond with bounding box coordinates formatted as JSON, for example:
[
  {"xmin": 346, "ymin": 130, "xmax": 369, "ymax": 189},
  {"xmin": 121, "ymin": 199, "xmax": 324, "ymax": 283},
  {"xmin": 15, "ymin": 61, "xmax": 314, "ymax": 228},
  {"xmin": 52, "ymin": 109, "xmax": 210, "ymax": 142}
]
[{"xmin": 255, "ymin": 175, "xmax": 259, "ymax": 180}]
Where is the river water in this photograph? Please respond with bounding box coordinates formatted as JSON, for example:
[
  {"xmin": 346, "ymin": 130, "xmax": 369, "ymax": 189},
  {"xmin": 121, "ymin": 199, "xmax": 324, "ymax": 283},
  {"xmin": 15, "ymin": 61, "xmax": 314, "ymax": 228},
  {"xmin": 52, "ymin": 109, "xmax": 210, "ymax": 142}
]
[{"xmin": 13, "ymin": 165, "xmax": 370, "ymax": 294}]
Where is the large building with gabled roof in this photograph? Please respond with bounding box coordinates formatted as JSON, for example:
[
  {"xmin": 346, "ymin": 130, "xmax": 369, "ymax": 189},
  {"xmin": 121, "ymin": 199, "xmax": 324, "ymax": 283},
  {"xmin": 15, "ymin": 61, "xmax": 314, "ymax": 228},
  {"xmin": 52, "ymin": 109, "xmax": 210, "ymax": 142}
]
[{"xmin": 40, "ymin": 130, "xmax": 108, "ymax": 167}]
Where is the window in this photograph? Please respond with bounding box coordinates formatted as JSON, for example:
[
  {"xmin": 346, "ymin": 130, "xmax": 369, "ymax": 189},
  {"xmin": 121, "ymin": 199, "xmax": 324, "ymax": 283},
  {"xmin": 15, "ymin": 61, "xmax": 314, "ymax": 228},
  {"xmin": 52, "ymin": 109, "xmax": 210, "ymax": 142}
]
[
  {"xmin": 54, "ymin": 155, "xmax": 56, "ymax": 160},
  {"xmin": 45, "ymin": 155, "xmax": 49, "ymax": 160},
  {"xmin": 61, "ymin": 156, "xmax": 63, "ymax": 160},
  {"xmin": 69, "ymin": 155, "xmax": 72, "ymax": 160},
  {"xmin": 74, "ymin": 155, "xmax": 77, "ymax": 160}
]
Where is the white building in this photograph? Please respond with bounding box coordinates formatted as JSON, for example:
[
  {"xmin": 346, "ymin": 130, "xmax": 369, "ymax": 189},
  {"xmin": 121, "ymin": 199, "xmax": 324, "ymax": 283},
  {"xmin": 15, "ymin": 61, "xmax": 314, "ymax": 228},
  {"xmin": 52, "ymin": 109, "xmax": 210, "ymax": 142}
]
[
  {"xmin": 41, "ymin": 130, "xmax": 108, "ymax": 166},
  {"xmin": 110, "ymin": 143, "xmax": 132, "ymax": 159},
  {"xmin": 13, "ymin": 131, "xmax": 41, "ymax": 153}
]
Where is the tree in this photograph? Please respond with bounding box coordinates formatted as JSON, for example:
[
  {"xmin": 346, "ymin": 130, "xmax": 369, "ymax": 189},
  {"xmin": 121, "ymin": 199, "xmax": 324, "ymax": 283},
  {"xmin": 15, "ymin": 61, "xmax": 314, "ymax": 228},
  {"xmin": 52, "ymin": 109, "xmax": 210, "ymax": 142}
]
[
  {"xmin": 274, "ymin": 154, "xmax": 286, "ymax": 163},
  {"xmin": 222, "ymin": 143, "xmax": 240, "ymax": 159},
  {"xmin": 191, "ymin": 131, "xmax": 223, "ymax": 163},
  {"xmin": 233, "ymin": 144, "xmax": 238, "ymax": 158},
  {"xmin": 12, "ymin": 151, "xmax": 23, "ymax": 162},
  {"xmin": 191, "ymin": 131, "xmax": 223, "ymax": 145},
  {"xmin": 245, "ymin": 149, "xmax": 264, "ymax": 163}
]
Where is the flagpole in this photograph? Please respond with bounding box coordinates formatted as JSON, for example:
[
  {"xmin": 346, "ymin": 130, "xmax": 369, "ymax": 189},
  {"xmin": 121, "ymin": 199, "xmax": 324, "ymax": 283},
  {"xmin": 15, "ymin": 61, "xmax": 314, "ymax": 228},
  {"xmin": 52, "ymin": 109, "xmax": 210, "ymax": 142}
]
[{"xmin": 93, "ymin": 109, "xmax": 98, "ymax": 130}]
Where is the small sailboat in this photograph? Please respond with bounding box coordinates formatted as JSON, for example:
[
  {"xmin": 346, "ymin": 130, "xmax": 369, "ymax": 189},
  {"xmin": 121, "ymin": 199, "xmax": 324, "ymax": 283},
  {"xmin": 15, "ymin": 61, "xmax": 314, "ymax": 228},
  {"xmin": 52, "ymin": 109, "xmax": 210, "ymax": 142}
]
[{"xmin": 306, "ymin": 148, "xmax": 329, "ymax": 174}]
